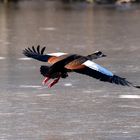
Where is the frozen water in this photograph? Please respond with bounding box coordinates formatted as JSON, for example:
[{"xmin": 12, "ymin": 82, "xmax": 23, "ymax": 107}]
[{"xmin": 0, "ymin": 1, "xmax": 140, "ymax": 140}]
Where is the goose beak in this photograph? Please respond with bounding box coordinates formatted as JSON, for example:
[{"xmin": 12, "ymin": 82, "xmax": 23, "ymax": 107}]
[{"xmin": 102, "ymin": 54, "xmax": 107, "ymax": 57}]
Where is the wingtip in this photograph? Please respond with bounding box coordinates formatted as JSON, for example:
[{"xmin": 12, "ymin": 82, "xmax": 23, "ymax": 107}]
[
  {"xmin": 110, "ymin": 75, "xmax": 134, "ymax": 87},
  {"xmin": 41, "ymin": 46, "xmax": 46, "ymax": 54},
  {"xmin": 22, "ymin": 49, "xmax": 28, "ymax": 56},
  {"xmin": 133, "ymin": 85, "xmax": 140, "ymax": 89}
]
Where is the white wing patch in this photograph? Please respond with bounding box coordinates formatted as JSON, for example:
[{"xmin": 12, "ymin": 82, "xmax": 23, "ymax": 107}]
[
  {"xmin": 47, "ymin": 52, "xmax": 67, "ymax": 57},
  {"xmin": 83, "ymin": 60, "xmax": 113, "ymax": 76}
]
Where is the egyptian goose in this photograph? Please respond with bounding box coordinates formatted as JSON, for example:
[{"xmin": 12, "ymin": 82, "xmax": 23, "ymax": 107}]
[{"xmin": 23, "ymin": 45, "xmax": 139, "ymax": 88}]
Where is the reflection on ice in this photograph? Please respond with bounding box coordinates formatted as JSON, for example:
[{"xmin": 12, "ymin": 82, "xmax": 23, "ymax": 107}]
[
  {"xmin": 36, "ymin": 94, "xmax": 52, "ymax": 97},
  {"xmin": 0, "ymin": 57, "xmax": 6, "ymax": 60},
  {"xmin": 39, "ymin": 27, "xmax": 56, "ymax": 31},
  {"xmin": 119, "ymin": 95, "xmax": 140, "ymax": 99},
  {"xmin": 18, "ymin": 57, "xmax": 32, "ymax": 60},
  {"xmin": 19, "ymin": 85, "xmax": 42, "ymax": 88},
  {"xmin": 64, "ymin": 83, "xmax": 72, "ymax": 87}
]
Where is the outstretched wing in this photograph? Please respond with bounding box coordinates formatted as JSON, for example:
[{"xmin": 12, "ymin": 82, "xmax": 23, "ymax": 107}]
[
  {"xmin": 65, "ymin": 59, "xmax": 139, "ymax": 88},
  {"xmin": 23, "ymin": 45, "xmax": 68, "ymax": 64}
]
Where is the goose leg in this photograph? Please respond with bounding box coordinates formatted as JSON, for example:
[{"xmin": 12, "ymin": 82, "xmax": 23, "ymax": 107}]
[
  {"xmin": 42, "ymin": 77, "xmax": 50, "ymax": 85},
  {"xmin": 48, "ymin": 76, "xmax": 61, "ymax": 88}
]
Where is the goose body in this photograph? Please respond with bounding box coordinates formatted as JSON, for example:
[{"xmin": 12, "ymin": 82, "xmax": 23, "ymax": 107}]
[{"xmin": 23, "ymin": 45, "xmax": 139, "ymax": 88}]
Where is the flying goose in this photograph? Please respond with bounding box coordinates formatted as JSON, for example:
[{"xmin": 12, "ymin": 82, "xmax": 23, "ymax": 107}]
[{"xmin": 23, "ymin": 45, "xmax": 140, "ymax": 88}]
